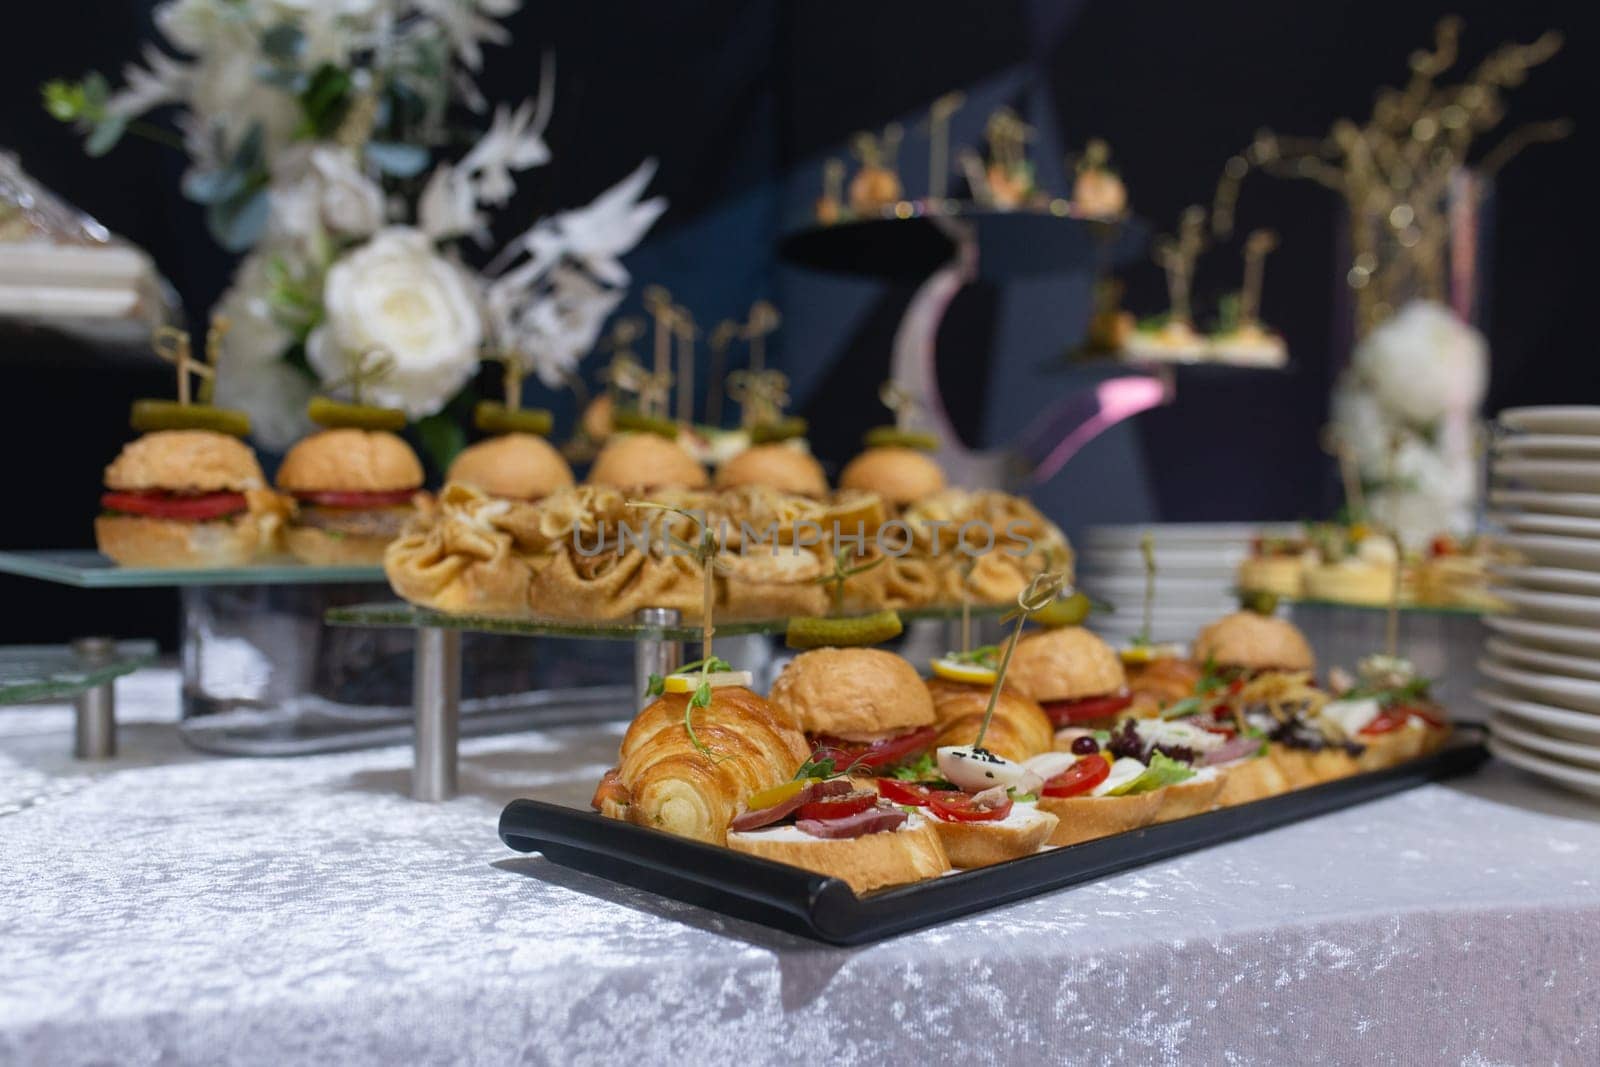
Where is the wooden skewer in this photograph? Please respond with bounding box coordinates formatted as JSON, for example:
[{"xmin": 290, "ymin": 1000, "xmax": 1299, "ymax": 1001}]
[
  {"xmin": 706, "ymin": 321, "xmax": 739, "ymax": 427},
  {"xmin": 928, "ymin": 92, "xmax": 964, "ymax": 202},
  {"xmin": 673, "ymin": 305, "xmax": 698, "ymax": 425}
]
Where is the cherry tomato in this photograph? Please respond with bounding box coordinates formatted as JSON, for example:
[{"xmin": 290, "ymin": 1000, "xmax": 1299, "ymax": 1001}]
[
  {"xmin": 928, "ymin": 790, "xmax": 1013, "ymax": 823},
  {"xmin": 1041, "ymin": 691, "xmax": 1133, "ymax": 727},
  {"xmin": 876, "ymin": 779, "xmax": 937, "ymax": 806},
  {"xmin": 1040, "ymin": 755, "xmax": 1111, "ymax": 798},
  {"xmin": 1360, "ymin": 703, "xmax": 1447, "ymax": 735},
  {"xmin": 795, "ymin": 791, "xmax": 877, "ymax": 821},
  {"xmin": 809, "ymin": 725, "xmax": 938, "ymax": 770},
  {"xmin": 101, "ymin": 491, "xmax": 248, "ymax": 522},
  {"xmin": 295, "ymin": 489, "xmax": 416, "ymax": 509}
]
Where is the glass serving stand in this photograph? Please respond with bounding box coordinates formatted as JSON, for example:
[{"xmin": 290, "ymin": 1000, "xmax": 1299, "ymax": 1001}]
[
  {"xmin": 0, "ymin": 638, "xmax": 157, "ymax": 758},
  {"xmin": 326, "ymin": 601, "xmax": 1006, "ymax": 802},
  {"xmin": 0, "ymin": 551, "xmax": 630, "ymax": 764}
]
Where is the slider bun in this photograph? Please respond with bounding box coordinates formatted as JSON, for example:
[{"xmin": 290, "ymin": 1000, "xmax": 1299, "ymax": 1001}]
[
  {"xmin": 283, "ymin": 526, "xmax": 393, "ymax": 566},
  {"xmin": 715, "ymin": 444, "xmax": 828, "ymax": 497},
  {"xmin": 104, "ymin": 430, "xmax": 265, "ymax": 493},
  {"xmin": 926, "ymin": 805, "xmax": 1058, "ymax": 868},
  {"xmin": 446, "ymin": 433, "xmax": 574, "ymax": 501},
  {"xmin": 768, "ymin": 648, "xmax": 935, "ymax": 740},
  {"xmin": 838, "ymin": 446, "xmax": 945, "ymax": 506},
  {"xmin": 725, "ymin": 816, "xmax": 950, "ymax": 892},
  {"xmin": 1005, "ymin": 626, "xmax": 1126, "ymax": 703},
  {"xmin": 1191, "ymin": 611, "xmax": 1314, "ymax": 672},
  {"xmin": 1036, "ymin": 791, "xmax": 1162, "ymax": 847},
  {"xmin": 276, "ymin": 429, "xmax": 423, "ymax": 493},
  {"xmin": 587, "ymin": 433, "xmax": 709, "ymax": 491},
  {"xmin": 95, "ymin": 514, "xmax": 263, "ymax": 568}
]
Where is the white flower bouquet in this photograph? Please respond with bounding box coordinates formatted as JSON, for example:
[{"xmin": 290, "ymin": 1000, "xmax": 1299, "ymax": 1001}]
[{"xmin": 44, "ymin": 0, "xmax": 665, "ymax": 454}]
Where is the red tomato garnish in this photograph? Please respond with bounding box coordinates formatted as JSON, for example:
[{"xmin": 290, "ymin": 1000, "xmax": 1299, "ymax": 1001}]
[
  {"xmin": 795, "ymin": 791, "xmax": 877, "ymax": 821},
  {"xmin": 101, "ymin": 491, "xmax": 248, "ymax": 522},
  {"xmin": 294, "ymin": 489, "xmax": 416, "ymax": 509},
  {"xmin": 928, "ymin": 790, "xmax": 1013, "ymax": 823},
  {"xmin": 1429, "ymin": 535, "xmax": 1457, "ymax": 558},
  {"xmin": 1040, "ymin": 691, "xmax": 1133, "ymax": 727},
  {"xmin": 1360, "ymin": 703, "xmax": 1447, "ymax": 735},
  {"xmin": 1040, "ymin": 756, "xmax": 1111, "ymax": 798},
  {"xmin": 876, "ymin": 779, "xmax": 937, "ymax": 806},
  {"xmin": 809, "ymin": 725, "xmax": 938, "ymax": 771}
]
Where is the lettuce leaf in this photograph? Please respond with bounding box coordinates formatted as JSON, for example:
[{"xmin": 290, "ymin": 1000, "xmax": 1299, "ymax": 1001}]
[{"xmin": 1107, "ymin": 751, "xmax": 1195, "ymax": 796}]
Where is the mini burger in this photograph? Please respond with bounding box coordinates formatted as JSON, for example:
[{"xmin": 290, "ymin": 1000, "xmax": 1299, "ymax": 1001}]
[
  {"xmin": 276, "ymin": 428, "xmax": 424, "ymax": 565},
  {"xmin": 587, "ymin": 432, "xmax": 709, "ymax": 492},
  {"xmin": 838, "ymin": 445, "xmax": 945, "ymax": 508},
  {"xmin": 446, "ymin": 432, "xmax": 574, "ymax": 502},
  {"xmin": 767, "ymin": 647, "xmax": 938, "ymax": 774},
  {"xmin": 714, "ymin": 443, "xmax": 828, "ymax": 498},
  {"xmin": 97, "ymin": 430, "xmax": 283, "ymax": 567},
  {"xmin": 1004, "ymin": 626, "xmax": 1135, "ymax": 731},
  {"xmin": 1190, "ymin": 610, "xmax": 1314, "ymax": 677}
]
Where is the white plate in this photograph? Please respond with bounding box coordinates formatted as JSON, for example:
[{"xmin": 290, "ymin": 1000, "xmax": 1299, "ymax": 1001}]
[
  {"xmin": 1483, "ymin": 614, "xmax": 1600, "ymax": 656},
  {"xmin": 1492, "ymin": 588, "xmax": 1600, "ymax": 627},
  {"xmin": 1488, "ymin": 488, "xmax": 1600, "ymax": 519},
  {"xmin": 1493, "ymin": 434, "xmax": 1600, "ymax": 459},
  {"xmin": 1485, "ymin": 637, "xmax": 1600, "ymax": 683},
  {"xmin": 1497, "ymin": 533, "xmax": 1600, "ymax": 570},
  {"xmin": 1478, "ymin": 658, "xmax": 1600, "ymax": 714},
  {"xmin": 1499, "ymin": 406, "xmax": 1600, "ymax": 436},
  {"xmin": 1493, "ymin": 459, "xmax": 1600, "ymax": 493},
  {"xmin": 1488, "ymin": 713, "xmax": 1600, "ymax": 769},
  {"xmin": 1488, "ymin": 512, "xmax": 1600, "ymax": 540},
  {"xmin": 1475, "ymin": 687, "xmax": 1600, "ymax": 743},
  {"xmin": 1488, "ymin": 564, "xmax": 1600, "ymax": 596},
  {"xmin": 1487, "ymin": 736, "xmax": 1600, "ymax": 799}
]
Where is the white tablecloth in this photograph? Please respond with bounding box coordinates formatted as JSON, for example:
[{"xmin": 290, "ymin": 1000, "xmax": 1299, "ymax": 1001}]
[{"xmin": 2, "ymin": 669, "xmax": 1597, "ymax": 1065}]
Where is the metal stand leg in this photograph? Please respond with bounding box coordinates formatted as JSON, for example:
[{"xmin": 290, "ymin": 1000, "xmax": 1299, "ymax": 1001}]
[
  {"xmin": 71, "ymin": 637, "xmax": 117, "ymax": 760},
  {"xmin": 412, "ymin": 628, "xmax": 461, "ymax": 802},
  {"xmin": 634, "ymin": 608, "xmax": 682, "ymax": 701}
]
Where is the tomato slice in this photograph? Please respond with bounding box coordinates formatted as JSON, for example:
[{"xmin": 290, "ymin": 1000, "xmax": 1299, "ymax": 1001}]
[
  {"xmin": 1041, "ymin": 691, "xmax": 1134, "ymax": 727},
  {"xmin": 295, "ymin": 489, "xmax": 416, "ymax": 509},
  {"xmin": 795, "ymin": 791, "xmax": 877, "ymax": 821},
  {"xmin": 101, "ymin": 491, "xmax": 248, "ymax": 522},
  {"xmin": 928, "ymin": 790, "xmax": 1013, "ymax": 823},
  {"xmin": 876, "ymin": 779, "xmax": 937, "ymax": 806},
  {"xmin": 1040, "ymin": 755, "xmax": 1111, "ymax": 798},
  {"xmin": 809, "ymin": 725, "xmax": 938, "ymax": 771},
  {"xmin": 1360, "ymin": 703, "xmax": 1447, "ymax": 735}
]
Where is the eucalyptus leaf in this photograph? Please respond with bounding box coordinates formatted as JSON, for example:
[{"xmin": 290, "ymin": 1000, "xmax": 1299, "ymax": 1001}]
[
  {"xmin": 182, "ymin": 166, "xmax": 248, "ymax": 205},
  {"xmin": 260, "ymin": 22, "xmax": 305, "ymax": 62},
  {"xmin": 206, "ymin": 187, "xmax": 271, "ymax": 252},
  {"xmin": 85, "ymin": 114, "xmax": 127, "ymax": 157}
]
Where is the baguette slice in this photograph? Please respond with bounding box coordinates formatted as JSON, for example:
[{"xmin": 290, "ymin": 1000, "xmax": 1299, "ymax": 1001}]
[
  {"xmin": 927, "ymin": 804, "xmax": 1058, "ymax": 869},
  {"xmin": 1151, "ymin": 771, "xmax": 1222, "ymax": 823},
  {"xmin": 1213, "ymin": 755, "xmax": 1289, "ymax": 806},
  {"xmin": 1269, "ymin": 747, "xmax": 1322, "ymax": 790},
  {"xmin": 726, "ymin": 815, "xmax": 950, "ymax": 893},
  {"xmin": 1356, "ymin": 722, "xmax": 1449, "ymax": 772},
  {"xmin": 1036, "ymin": 791, "xmax": 1162, "ymax": 847}
]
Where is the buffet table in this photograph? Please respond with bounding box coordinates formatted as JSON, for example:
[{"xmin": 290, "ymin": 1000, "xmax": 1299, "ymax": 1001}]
[{"xmin": 3, "ymin": 669, "xmax": 1595, "ymax": 1065}]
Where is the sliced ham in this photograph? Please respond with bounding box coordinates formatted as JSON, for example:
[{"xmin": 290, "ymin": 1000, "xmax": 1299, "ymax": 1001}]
[
  {"xmin": 1203, "ymin": 735, "xmax": 1264, "ymax": 766},
  {"xmin": 796, "ymin": 806, "xmax": 908, "ymax": 839}
]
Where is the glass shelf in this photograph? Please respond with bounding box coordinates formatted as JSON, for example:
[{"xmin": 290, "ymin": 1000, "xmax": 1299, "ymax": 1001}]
[
  {"xmin": 0, "ymin": 640, "xmax": 157, "ymax": 705},
  {"xmin": 326, "ymin": 600, "xmax": 1007, "ymax": 642},
  {"xmin": 1279, "ymin": 595, "xmax": 1499, "ymax": 618},
  {"xmin": 0, "ymin": 550, "xmax": 384, "ymax": 589}
]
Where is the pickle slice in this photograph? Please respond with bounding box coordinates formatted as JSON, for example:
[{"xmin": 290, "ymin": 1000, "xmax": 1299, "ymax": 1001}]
[
  {"xmin": 130, "ymin": 400, "xmax": 251, "ymax": 438},
  {"xmin": 611, "ymin": 407, "xmax": 680, "ymax": 439},
  {"xmin": 785, "ymin": 609, "xmax": 904, "ymax": 649},
  {"xmin": 750, "ymin": 417, "xmax": 809, "ymax": 444},
  {"xmin": 1240, "ymin": 589, "xmax": 1280, "ymax": 616},
  {"xmin": 1028, "ymin": 591, "xmax": 1091, "ymax": 628},
  {"xmin": 864, "ymin": 425, "xmax": 939, "ymax": 451},
  {"xmin": 308, "ymin": 396, "xmax": 407, "ymax": 431},
  {"xmin": 474, "ymin": 403, "xmax": 553, "ymax": 437}
]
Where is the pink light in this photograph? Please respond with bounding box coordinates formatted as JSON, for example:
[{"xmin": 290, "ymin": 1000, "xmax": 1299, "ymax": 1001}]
[{"xmin": 1030, "ymin": 375, "xmax": 1169, "ymax": 484}]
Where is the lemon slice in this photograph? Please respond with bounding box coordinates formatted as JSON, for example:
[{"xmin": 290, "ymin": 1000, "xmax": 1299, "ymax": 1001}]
[
  {"xmin": 930, "ymin": 656, "xmax": 999, "ymax": 685},
  {"xmin": 1120, "ymin": 642, "xmax": 1183, "ymax": 665},
  {"xmin": 661, "ymin": 670, "xmax": 753, "ymax": 693}
]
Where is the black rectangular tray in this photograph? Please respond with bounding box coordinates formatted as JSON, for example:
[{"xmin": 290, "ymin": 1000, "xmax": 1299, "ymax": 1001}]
[{"xmin": 499, "ymin": 727, "xmax": 1487, "ymax": 945}]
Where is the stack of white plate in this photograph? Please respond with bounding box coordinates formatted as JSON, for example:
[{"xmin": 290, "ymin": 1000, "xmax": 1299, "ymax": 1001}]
[
  {"xmin": 1076, "ymin": 523, "xmax": 1290, "ymax": 645},
  {"xmin": 1482, "ymin": 406, "xmax": 1600, "ymax": 798}
]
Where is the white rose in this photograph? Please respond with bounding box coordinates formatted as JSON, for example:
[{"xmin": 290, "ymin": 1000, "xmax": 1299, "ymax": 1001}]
[
  {"xmin": 269, "ymin": 145, "xmax": 386, "ymax": 239},
  {"xmin": 306, "ymin": 227, "xmax": 484, "ymax": 417},
  {"xmin": 1352, "ymin": 299, "xmax": 1487, "ymax": 425}
]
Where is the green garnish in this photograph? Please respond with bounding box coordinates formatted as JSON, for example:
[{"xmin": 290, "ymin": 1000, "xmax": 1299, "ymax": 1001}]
[
  {"xmin": 812, "ymin": 547, "xmax": 886, "ymax": 615},
  {"xmin": 889, "ymin": 752, "xmax": 939, "ymax": 781},
  {"xmin": 1161, "ymin": 697, "xmax": 1203, "ymax": 720},
  {"xmin": 1107, "ymin": 751, "xmax": 1195, "ymax": 796},
  {"xmin": 944, "ymin": 645, "xmax": 1000, "ymax": 667}
]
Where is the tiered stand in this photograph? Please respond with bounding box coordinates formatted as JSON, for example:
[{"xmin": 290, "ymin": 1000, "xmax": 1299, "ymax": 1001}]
[{"xmin": 0, "ymin": 637, "xmax": 156, "ymax": 758}]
